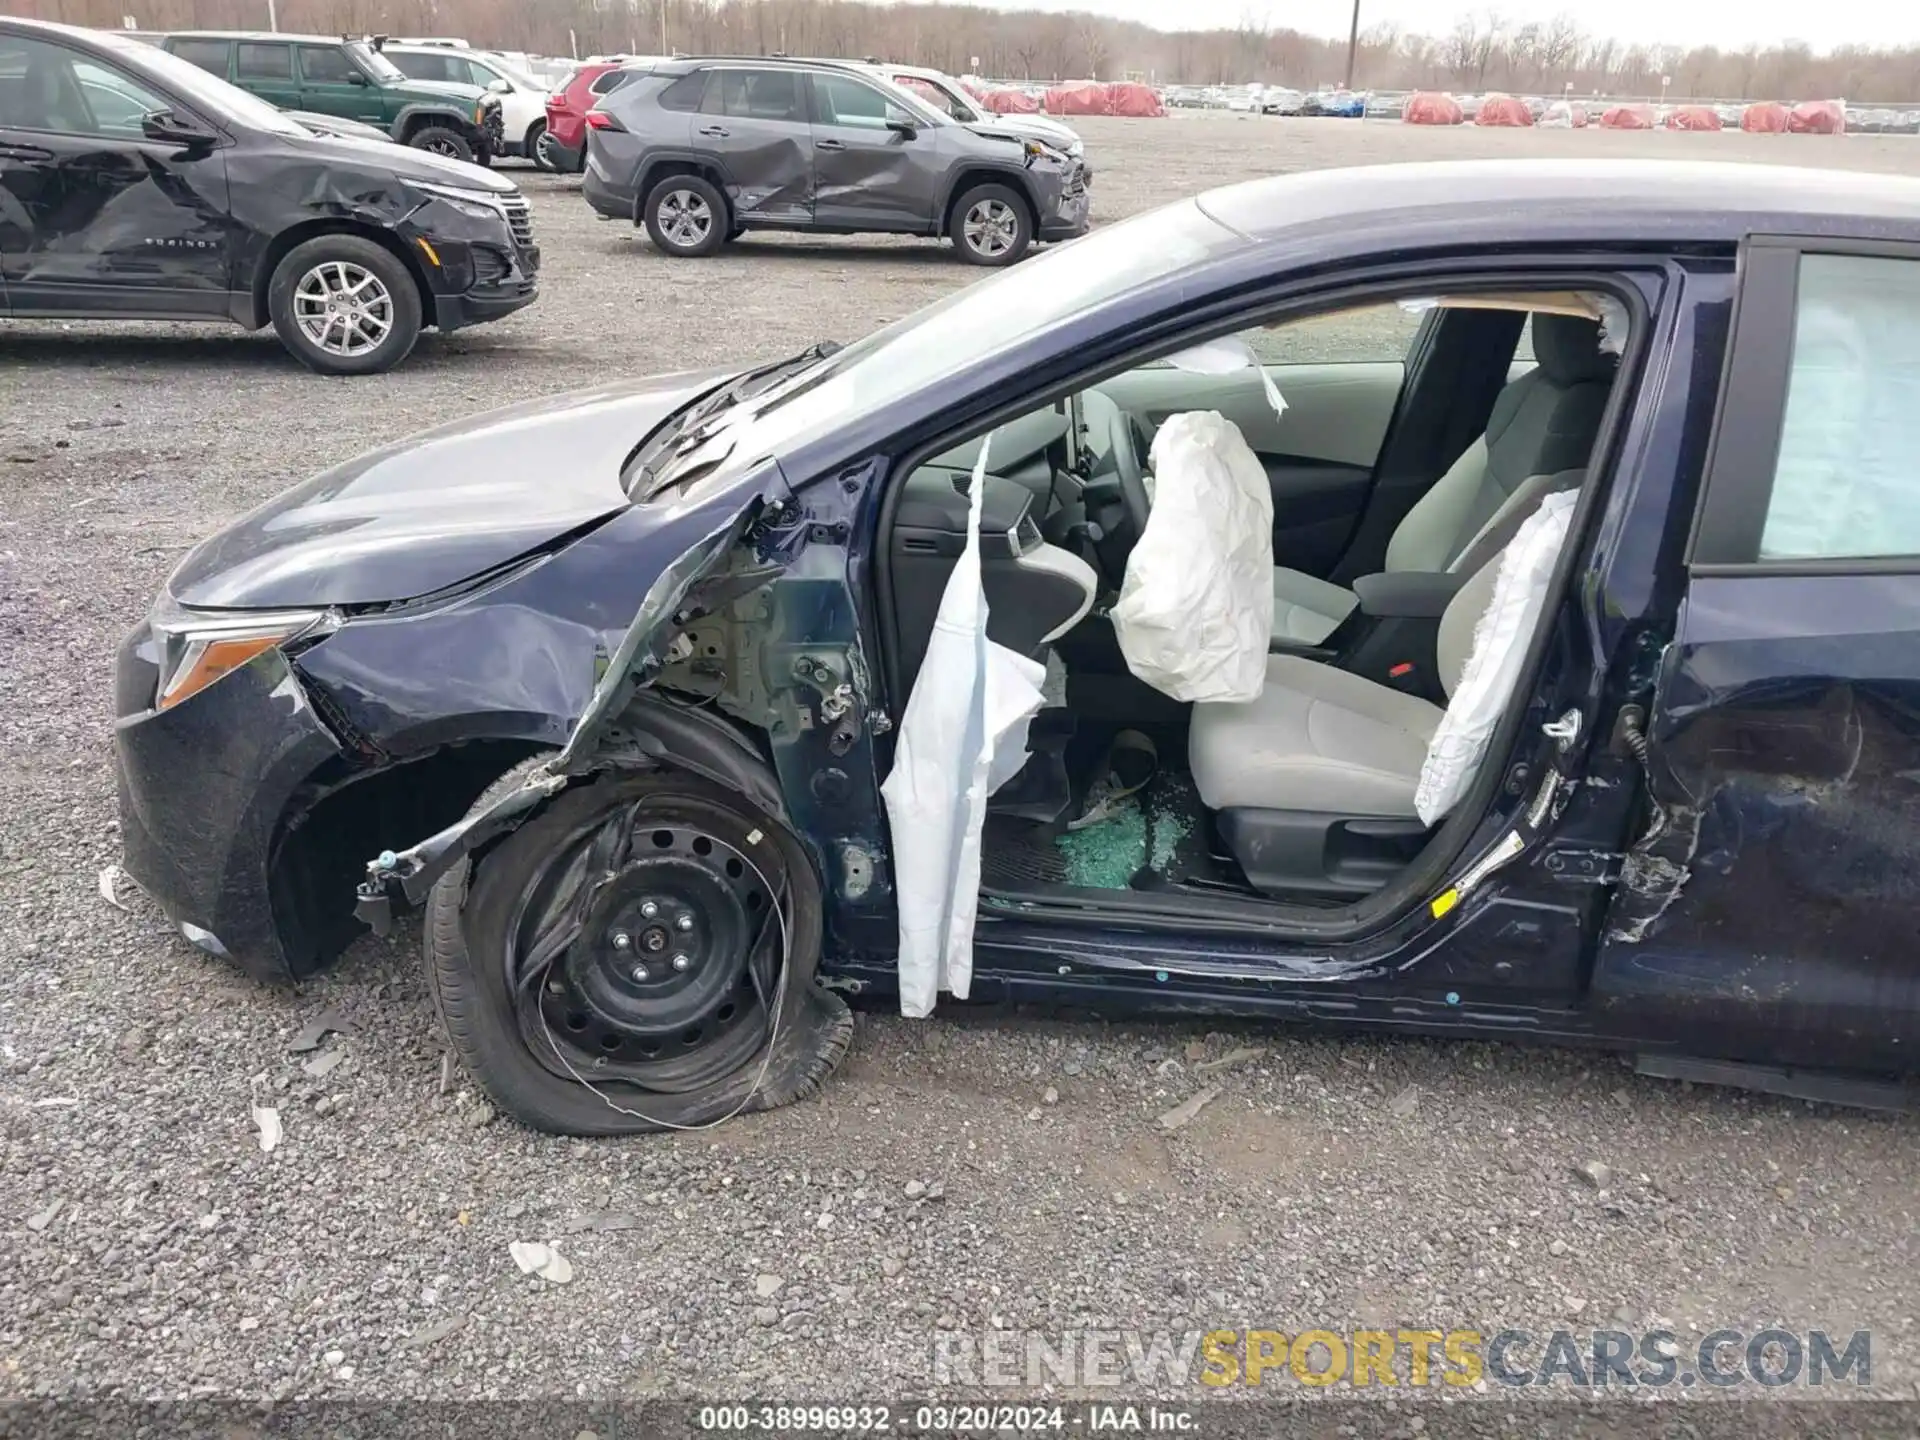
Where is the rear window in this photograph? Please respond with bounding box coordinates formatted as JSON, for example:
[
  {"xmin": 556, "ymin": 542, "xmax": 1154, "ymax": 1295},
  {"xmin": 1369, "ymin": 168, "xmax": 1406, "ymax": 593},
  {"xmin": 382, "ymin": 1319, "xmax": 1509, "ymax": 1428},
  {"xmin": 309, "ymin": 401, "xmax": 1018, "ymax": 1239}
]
[
  {"xmin": 658, "ymin": 71, "xmax": 705, "ymax": 111},
  {"xmin": 169, "ymin": 38, "xmax": 229, "ymax": 75},
  {"xmin": 702, "ymin": 68, "xmax": 804, "ymax": 123},
  {"xmin": 588, "ymin": 69, "xmax": 632, "ymax": 95},
  {"xmin": 236, "ymin": 43, "xmax": 291, "ymax": 81},
  {"xmin": 1757, "ymin": 253, "xmax": 1920, "ymax": 561}
]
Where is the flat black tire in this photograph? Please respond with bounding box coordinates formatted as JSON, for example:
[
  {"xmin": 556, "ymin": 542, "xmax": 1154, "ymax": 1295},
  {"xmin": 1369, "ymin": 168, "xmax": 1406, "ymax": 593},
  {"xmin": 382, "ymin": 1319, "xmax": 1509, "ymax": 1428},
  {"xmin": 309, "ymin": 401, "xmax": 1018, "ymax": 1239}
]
[{"xmin": 424, "ymin": 759, "xmax": 852, "ymax": 1136}]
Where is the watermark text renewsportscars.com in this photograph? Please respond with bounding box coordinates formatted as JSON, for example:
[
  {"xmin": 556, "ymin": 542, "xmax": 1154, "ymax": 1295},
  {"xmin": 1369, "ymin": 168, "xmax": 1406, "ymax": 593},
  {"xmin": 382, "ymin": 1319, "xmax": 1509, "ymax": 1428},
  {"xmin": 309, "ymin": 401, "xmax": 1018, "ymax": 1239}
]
[{"xmin": 931, "ymin": 1327, "xmax": 1872, "ymax": 1390}]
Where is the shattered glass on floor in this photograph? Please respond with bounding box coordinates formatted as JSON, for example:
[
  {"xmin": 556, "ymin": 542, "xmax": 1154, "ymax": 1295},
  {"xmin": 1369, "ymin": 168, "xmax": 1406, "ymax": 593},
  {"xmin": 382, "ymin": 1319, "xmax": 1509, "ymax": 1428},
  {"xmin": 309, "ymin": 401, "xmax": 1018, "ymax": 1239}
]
[{"xmin": 1050, "ymin": 771, "xmax": 1206, "ymax": 891}]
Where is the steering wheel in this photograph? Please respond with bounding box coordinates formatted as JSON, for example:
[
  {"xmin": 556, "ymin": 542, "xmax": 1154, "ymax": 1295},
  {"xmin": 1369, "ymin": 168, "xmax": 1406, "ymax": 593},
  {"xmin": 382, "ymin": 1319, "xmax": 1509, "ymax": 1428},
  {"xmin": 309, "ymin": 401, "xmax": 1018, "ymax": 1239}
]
[{"xmin": 1105, "ymin": 403, "xmax": 1151, "ymax": 540}]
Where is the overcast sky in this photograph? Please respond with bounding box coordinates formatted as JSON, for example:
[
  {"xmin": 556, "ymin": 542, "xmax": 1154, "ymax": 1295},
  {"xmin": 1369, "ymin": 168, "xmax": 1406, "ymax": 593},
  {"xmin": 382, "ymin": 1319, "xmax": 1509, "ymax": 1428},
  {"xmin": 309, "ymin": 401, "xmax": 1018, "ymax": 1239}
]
[{"xmin": 899, "ymin": 0, "xmax": 1902, "ymax": 52}]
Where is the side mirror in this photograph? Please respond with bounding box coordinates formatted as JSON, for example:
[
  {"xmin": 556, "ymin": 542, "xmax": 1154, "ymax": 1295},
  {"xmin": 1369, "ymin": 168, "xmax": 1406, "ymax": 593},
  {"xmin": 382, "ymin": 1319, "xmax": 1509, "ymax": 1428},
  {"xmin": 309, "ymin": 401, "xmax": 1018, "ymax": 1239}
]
[
  {"xmin": 487, "ymin": 78, "xmax": 511, "ymax": 94},
  {"xmin": 142, "ymin": 110, "xmax": 215, "ymax": 149},
  {"xmin": 885, "ymin": 113, "xmax": 918, "ymax": 138},
  {"xmin": 347, "ymin": 71, "xmax": 370, "ymax": 86}
]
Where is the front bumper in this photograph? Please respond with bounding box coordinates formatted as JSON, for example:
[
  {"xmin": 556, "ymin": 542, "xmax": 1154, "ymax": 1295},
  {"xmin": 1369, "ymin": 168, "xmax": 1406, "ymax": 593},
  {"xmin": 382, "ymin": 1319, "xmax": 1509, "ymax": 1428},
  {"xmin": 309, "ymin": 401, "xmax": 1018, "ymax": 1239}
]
[
  {"xmin": 435, "ymin": 281, "xmax": 538, "ymax": 330},
  {"xmin": 1039, "ymin": 184, "xmax": 1091, "ymax": 242},
  {"xmin": 407, "ymin": 200, "xmax": 541, "ymax": 331},
  {"xmin": 114, "ymin": 624, "xmax": 342, "ymax": 984}
]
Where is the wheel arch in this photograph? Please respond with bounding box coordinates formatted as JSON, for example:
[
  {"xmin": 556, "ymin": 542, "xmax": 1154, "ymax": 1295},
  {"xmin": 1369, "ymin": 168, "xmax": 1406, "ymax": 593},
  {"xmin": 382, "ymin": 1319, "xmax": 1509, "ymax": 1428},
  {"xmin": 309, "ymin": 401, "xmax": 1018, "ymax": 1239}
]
[
  {"xmin": 249, "ymin": 220, "xmax": 436, "ymax": 331},
  {"xmin": 393, "ymin": 103, "xmax": 473, "ymax": 142},
  {"xmin": 635, "ymin": 153, "xmax": 733, "ymax": 223},
  {"xmin": 940, "ymin": 165, "xmax": 1040, "ymax": 237},
  {"xmin": 269, "ymin": 734, "xmax": 547, "ymax": 977}
]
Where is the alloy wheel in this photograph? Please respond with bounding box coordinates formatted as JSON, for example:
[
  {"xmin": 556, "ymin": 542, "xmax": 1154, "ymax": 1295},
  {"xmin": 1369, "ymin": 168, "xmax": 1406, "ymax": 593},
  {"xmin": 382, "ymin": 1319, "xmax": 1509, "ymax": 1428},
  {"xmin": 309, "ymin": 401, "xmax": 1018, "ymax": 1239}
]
[
  {"xmin": 963, "ymin": 198, "xmax": 1020, "ymax": 258},
  {"xmin": 291, "ymin": 261, "xmax": 394, "ymax": 358},
  {"xmin": 656, "ymin": 189, "xmax": 714, "ymax": 249}
]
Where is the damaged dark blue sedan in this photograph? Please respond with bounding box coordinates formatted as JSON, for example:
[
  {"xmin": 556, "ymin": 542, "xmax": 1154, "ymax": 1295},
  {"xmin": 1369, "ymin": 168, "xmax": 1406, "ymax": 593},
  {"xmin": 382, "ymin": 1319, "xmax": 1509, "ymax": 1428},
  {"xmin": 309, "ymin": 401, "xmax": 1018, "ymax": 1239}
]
[{"xmin": 115, "ymin": 160, "xmax": 1920, "ymax": 1133}]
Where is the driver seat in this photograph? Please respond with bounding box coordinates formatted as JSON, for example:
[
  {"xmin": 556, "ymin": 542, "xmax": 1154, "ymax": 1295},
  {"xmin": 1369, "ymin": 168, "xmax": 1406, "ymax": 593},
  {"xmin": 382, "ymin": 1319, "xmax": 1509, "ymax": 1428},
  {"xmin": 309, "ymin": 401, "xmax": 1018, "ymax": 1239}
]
[{"xmin": 1269, "ymin": 313, "xmax": 1613, "ymax": 646}]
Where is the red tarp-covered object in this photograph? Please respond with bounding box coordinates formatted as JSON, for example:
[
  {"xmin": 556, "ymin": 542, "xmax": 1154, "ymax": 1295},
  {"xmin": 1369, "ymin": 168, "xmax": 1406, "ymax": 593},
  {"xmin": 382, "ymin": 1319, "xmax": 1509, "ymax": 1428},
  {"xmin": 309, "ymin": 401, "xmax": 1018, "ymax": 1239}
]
[
  {"xmin": 1790, "ymin": 100, "xmax": 1846, "ymax": 134},
  {"xmin": 1105, "ymin": 81, "xmax": 1166, "ymax": 117},
  {"xmin": 1045, "ymin": 82, "xmax": 1110, "ymax": 116},
  {"xmin": 1404, "ymin": 91, "xmax": 1464, "ymax": 125},
  {"xmin": 981, "ymin": 87, "xmax": 1041, "ymax": 114},
  {"xmin": 1741, "ymin": 101, "xmax": 1790, "ymax": 132},
  {"xmin": 1600, "ymin": 103, "xmax": 1657, "ymax": 130},
  {"xmin": 1474, "ymin": 93, "xmax": 1533, "ymax": 126},
  {"xmin": 1666, "ymin": 104, "xmax": 1723, "ymax": 131}
]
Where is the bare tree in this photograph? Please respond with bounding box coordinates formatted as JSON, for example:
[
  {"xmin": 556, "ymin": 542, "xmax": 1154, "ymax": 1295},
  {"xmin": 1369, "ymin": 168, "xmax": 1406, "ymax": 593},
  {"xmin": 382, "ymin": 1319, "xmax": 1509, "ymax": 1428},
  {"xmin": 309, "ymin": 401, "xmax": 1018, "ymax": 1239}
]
[{"xmin": 44, "ymin": 0, "xmax": 1920, "ymax": 102}]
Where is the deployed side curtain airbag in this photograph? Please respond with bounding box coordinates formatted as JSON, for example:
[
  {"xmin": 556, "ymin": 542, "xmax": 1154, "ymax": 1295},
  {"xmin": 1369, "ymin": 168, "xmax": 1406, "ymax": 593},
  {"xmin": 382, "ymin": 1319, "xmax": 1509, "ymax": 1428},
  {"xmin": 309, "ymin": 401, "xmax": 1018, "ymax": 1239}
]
[
  {"xmin": 881, "ymin": 435, "xmax": 1046, "ymax": 1018},
  {"xmin": 1110, "ymin": 411, "xmax": 1275, "ymax": 703}
]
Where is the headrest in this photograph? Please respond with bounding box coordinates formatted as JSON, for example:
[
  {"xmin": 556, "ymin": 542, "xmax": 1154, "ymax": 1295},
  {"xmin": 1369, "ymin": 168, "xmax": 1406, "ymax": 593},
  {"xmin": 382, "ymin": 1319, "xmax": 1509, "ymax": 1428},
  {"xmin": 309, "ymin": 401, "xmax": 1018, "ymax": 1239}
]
[{"xmin": 1531, "ymin": 312, "xmax": 1615, "ymax": 386}]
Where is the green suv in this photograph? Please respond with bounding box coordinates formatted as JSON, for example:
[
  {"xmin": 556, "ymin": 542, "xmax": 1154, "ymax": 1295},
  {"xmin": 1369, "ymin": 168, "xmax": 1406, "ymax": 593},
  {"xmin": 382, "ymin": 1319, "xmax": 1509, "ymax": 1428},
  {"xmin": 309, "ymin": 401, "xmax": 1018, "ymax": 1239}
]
[{"xmin": 162, "ymin": 32, "xmax": 502, "ymax": 163}]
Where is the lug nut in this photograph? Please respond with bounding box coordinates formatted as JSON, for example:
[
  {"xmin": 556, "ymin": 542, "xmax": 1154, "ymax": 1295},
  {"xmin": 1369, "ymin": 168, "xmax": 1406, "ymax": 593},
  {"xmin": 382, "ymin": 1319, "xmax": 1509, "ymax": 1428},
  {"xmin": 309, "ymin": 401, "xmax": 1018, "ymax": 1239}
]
[
  {"xmin": 631, "ymin": 964, "xmax": 650, "ymax": 982},
  {"xmin": 611, "ymin": 932, "xmax": 632, "ymax": 951},
  {"xmin": 640, "ymin": 901, "xmax": 660, "ymax": 919},
  {"xmin": 675, "ymin": 914, "xmax": 695, "ymax": 932},
  {"xmin": 671, "ymin": 954, "xmax": 691, "ymax": 972}
]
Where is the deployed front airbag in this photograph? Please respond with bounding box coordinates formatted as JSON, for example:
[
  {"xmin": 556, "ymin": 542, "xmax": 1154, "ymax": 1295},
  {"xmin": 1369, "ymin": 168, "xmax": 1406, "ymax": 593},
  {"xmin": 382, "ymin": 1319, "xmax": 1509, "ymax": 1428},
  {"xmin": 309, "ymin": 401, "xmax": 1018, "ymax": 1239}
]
[{"xmin": 1109, "ymin": 411, "xmax": 1274, "ymax": 703}]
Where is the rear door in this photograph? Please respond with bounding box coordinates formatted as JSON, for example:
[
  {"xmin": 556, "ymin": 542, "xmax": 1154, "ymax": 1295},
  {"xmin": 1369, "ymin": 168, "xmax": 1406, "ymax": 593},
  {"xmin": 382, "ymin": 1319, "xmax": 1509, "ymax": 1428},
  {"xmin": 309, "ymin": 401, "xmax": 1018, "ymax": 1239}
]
[
  {"xmin": 1095, "ymin": 303, "xmax": 1427, "ymax": 578},
  {"xmin": 233, "ymin": 41, "xmax": 298, "ymax": 112},
  {"xmin": 695, "ymin": 67, "xmax": 812, "ymax": 225},
  {"xmin": 1596, "ymin": 237, "xmax": 1920, "ymax": 1071},
  {"xmin": 806, "ymin": 71, "xmax": 934, "ymax": 230}
]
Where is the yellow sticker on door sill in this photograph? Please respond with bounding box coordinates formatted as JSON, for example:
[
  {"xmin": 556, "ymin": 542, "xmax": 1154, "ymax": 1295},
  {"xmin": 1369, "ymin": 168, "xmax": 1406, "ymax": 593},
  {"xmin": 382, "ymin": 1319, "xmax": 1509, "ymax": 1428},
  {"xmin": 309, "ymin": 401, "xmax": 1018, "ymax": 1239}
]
[{"xmin": 1429, "ymin": 888, "xmax": 1460, "ymax": 919}]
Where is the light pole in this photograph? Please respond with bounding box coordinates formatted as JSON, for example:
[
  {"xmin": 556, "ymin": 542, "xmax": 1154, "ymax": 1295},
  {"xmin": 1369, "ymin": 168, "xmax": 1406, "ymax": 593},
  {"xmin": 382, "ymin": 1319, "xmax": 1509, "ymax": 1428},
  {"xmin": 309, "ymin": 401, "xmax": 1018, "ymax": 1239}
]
[{"xmin": 1343, "ymin": 0, "xmax": 1361, "ymax": 90}]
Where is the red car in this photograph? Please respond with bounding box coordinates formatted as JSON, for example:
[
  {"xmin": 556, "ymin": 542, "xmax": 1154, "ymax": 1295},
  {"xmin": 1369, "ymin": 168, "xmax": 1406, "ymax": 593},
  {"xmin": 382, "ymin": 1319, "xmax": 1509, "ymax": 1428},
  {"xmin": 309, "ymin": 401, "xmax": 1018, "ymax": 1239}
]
[{"xmin": 541, "ymin": 62, "xmax": 635, "ymax": 172}]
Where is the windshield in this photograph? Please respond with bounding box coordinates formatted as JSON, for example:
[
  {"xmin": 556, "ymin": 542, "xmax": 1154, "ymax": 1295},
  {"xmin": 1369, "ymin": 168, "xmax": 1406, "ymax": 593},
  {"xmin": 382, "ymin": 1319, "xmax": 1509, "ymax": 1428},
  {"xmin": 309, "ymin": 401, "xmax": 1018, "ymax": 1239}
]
[
  {"xmin": 97, "ymin": 33, "xmax": 308, "ymax": 137},
  {"xmin": 667, "ymin": 199, "xmax": 1245, "ymax": 480},
  {"xmin": 895, "ymin": 72, "xmax": 979, "ymax": 123},
  {"xmin": 353, "ymin": 43, "xmax": 407, "ymax": 84},
  {"xmin": 865, "ymin": 74, "xmax": 950, "ymax": 129}
]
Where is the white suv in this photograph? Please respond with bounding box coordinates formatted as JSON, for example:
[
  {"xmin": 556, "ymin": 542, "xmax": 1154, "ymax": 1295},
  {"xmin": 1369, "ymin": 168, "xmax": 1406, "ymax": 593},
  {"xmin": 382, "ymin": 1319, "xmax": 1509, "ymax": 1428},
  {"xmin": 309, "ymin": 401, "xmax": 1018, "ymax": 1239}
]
[
  {"xmin": 851, "ymin": 61, "xmax": 1091, "ymax": 180},
  {"xmin": 386, "ymin": 44, "xmax": 553, "ymax": 166}
]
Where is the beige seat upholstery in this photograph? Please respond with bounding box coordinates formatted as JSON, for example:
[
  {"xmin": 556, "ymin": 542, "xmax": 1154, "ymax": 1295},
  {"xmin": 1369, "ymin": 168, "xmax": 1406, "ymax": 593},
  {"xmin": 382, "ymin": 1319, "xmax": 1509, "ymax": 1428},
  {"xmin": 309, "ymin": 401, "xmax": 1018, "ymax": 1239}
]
[
  {"xmin": 1269, "ymin": 313, "xmax": 1613, "ymax": 646},
  {"xmin": 1192, "ymin": 552, "xmax": 1499, "ymax": 819}
]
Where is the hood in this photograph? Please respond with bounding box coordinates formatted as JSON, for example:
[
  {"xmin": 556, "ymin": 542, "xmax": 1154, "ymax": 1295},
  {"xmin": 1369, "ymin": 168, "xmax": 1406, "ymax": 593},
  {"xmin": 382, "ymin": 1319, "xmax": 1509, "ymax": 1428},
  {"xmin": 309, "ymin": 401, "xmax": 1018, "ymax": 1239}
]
[
  {"xmin": 168, "ymin": 370, "xmax": 734, "ymax": 609},
  {"xmin": 975, "ymin": 113, "xmax": 1079, "ymax": 148},
  {"xmin": 390, "ymin": 77, "xmax": 491, "ymax": 103},
  {"xmin": 277, "ymin": 129, "xmax": 516, "ymax": 189},
  {"xmin": 286, "ymin": 110, "xmax": 391, "ymax": 143}
]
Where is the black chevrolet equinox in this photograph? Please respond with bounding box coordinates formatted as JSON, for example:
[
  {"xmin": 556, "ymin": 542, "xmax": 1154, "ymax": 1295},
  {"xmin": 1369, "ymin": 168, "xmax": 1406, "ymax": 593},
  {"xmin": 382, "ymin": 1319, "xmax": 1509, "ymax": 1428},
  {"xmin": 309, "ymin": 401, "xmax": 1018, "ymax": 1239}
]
[{"xmin": 0, "ymin": 18, "xmax": 539, "ymax": 373}]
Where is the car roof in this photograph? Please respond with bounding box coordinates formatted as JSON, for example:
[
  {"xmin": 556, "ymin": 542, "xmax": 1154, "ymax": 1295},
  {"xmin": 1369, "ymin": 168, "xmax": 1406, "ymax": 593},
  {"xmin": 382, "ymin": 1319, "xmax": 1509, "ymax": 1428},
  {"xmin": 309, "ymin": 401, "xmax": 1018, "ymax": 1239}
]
[
  {"xmin": 652, "ymin": 55, "xmax": 874, "ymax": 78},
  {"xmin": 162, "ymin": 30, "xmax": 360, "ymax": 43},
  {"xmin": 1200, "ymin": 160, "xmax": 1920, "ymax": 249}
]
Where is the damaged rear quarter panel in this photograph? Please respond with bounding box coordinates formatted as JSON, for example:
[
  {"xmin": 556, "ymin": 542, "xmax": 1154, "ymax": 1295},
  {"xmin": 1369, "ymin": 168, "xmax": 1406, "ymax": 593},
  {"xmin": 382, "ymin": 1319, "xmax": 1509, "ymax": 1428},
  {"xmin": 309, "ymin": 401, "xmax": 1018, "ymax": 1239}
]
[{"xmin": 1592, "ymin": 574, "xmax": 1920, "ymax": 1069}]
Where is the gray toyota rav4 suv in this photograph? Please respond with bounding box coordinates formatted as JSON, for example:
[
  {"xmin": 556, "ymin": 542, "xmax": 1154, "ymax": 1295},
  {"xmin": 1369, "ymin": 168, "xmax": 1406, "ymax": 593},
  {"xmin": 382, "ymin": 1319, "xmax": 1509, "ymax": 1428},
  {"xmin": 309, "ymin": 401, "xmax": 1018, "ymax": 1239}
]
[{"xmin": 581, "ymin": 56, "xmax": 1090, "ymax": 265}]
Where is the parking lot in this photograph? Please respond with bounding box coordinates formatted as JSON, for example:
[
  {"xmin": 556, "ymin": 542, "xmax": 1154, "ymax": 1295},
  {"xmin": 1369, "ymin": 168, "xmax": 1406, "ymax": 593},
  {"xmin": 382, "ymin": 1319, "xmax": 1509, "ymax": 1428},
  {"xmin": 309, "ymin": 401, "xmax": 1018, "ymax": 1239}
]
[{"xmin": 6, "ymin": 112, "xmax": 1920, "ymax": 1408}]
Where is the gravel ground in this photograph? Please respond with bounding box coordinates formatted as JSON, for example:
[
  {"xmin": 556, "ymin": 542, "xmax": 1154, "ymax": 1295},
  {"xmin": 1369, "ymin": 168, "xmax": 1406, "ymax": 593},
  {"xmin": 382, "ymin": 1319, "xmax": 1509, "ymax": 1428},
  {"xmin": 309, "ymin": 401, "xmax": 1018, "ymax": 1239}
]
[{"xmin": 4, "ymin": 114, "xmax": 1920, "ymax": 1415}]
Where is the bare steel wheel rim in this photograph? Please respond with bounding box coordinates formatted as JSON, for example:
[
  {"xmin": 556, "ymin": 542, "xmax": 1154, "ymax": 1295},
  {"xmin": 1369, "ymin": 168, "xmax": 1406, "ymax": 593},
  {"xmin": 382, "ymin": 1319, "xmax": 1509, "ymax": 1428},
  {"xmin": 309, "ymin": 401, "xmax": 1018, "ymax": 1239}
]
[
  {"xmin": 963, "ymin": 198, "xmax": 1019, "ymax": 257},
  {"xmin": 292, "ymin": 261, "xmax": 394, "ymax": 357},
  {"xmin": 507, "ymin": 795, "xmax": 781, "ymax": 1092},
  {"xmin": 657, "ymin": 188, "xmax": 714, "ymax": 248}
]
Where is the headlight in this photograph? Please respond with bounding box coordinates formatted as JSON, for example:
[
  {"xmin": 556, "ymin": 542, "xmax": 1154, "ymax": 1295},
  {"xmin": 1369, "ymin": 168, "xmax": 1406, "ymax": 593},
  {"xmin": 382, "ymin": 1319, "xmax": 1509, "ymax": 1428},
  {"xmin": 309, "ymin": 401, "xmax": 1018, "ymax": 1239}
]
[
  {"xmin": 150, "ymin": 605, "xmax": 334, "ymax": 710},
  {"xmin": 1023, "ymin": 137, "xmax": 1064, "ymax": 161},
  {"xmin": 415, "ymin": 180, "xmax": 511, "ymax": 221},
  {"xmin": 1068, "ymin": 137, "xmax": 1084, "ymax": 157}
]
